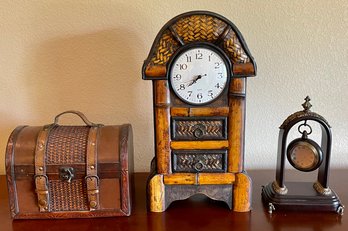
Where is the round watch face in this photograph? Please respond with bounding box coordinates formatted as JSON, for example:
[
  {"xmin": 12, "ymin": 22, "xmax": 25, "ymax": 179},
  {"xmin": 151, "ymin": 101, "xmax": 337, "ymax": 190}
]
[
  {"xmin": 287, "ymin": 140, "xmax": 322, "ymax": 172},
  {"xmin": 169, "ymin": 46, "xmax": 228, "ymax": 105}
]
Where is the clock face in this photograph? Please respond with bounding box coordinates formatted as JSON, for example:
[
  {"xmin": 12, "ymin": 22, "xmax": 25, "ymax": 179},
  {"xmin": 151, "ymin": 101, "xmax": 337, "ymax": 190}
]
[
  {"xmin": 169, "ymin": 46, "xmax": 228, "ymax": 105},
  {"xmin": 287, "ymin": 140, "xmax": 322, "ymax": 172}
]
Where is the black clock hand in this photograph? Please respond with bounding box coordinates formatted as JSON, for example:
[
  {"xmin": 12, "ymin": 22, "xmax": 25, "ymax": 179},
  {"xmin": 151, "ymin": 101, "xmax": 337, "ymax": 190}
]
[
  {"xmin": 187, "ymin": 78, "xmax": 198, "ymax": 87},
  {"xmin": 187, "ymin": 74, "xmax": 206, "ymax": 87},
  {"xmin": 182, "ymin": 76, "xmax": 200, "ymax": 84}
]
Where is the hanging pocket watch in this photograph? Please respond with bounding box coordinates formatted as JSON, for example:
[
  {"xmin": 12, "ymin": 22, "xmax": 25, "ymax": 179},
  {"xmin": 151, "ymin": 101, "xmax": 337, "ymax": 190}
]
[{"xmin": 286, "ymin": 123, "xmax": 323, "ymax": 172}]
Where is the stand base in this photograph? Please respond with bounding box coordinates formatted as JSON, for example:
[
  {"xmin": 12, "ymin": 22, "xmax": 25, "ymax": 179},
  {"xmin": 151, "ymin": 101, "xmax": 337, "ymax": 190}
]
[{"xmin": 262, "ymin": 182, "xmax": 344, "ymax": 215}]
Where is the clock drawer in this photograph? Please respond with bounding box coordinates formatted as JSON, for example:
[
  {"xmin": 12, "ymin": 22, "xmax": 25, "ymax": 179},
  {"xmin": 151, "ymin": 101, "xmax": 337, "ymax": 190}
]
[
  {"xmin": 171, "ymin": 117, "xmax": 227, "ymax": 140},
  {"xmin": 172, "ymin": 150, "xmax": 227, "ymax": 173}
]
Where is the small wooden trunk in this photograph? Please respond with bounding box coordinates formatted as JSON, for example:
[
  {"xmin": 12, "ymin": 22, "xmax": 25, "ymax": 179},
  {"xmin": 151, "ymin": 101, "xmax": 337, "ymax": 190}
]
[{"xmin": 5, "ymin": 111, "xmax": 133, "ymax": 219}]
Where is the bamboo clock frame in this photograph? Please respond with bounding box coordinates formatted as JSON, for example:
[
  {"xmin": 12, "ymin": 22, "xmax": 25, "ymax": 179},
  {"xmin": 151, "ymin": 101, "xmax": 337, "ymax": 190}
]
[{"xmin": 142, "ymin": 11, "xmax": 256, "ymax": 212}]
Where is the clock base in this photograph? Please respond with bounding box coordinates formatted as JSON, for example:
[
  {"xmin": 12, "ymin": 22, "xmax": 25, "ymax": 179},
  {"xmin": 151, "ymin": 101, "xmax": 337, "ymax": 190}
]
[
  {"xmin": 261, "ymin": 182, "xmax": 344, "ymax": 215},
  {"xmin": 147, "ymin": 161, "xmax": 252, "ymax": 212},
  {"xmin": 148, "ymin": 176, "xmax": 233, "ymax": 212}
]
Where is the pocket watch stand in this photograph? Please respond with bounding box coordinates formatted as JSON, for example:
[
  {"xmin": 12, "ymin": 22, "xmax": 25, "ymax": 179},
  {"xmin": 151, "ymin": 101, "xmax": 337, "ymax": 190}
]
[
  {"xmin": 262, "ymin": 96, "xmax": 344, "ymax": 215},
  {"xmin": 142, "ymin": 11, "xmax": 256, "ymax": 212}
]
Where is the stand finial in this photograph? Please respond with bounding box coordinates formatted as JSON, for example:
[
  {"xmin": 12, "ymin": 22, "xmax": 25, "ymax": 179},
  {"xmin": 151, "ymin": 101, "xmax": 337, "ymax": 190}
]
[{"xmin": 302, "ymin": 96, "xmax": 312, "ymax": 111}]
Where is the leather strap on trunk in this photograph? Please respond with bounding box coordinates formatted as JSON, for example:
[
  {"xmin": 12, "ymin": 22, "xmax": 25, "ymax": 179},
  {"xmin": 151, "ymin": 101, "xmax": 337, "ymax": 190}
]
[
  {"xmin": 86, "ymin": 127, "xmax": 100, "ymax": 211},
  {"xmin": 34, "ymin": 126, "xmax": 52, "ymax": 212}
]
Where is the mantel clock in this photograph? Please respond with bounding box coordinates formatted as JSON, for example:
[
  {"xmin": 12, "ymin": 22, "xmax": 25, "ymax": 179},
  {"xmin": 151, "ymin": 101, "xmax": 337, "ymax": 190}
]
[
  {"xmin": 142, "ymin": 11, "xmax": 257, "ymax": 212},
  {"xmin": 262, "ymin": 96, "xmax": 344, "ymax": 215}
]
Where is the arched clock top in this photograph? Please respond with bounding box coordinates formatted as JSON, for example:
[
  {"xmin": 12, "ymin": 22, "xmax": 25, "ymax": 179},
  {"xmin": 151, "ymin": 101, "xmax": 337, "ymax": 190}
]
[
  {"xmin": 142, "ymin": 11, "xmax": 256, "ymax": 80},
  {"xmin": 279, "ymin": 96, "xmax": 331, "ymax": 129},
  {"xmin": 279, "ymin": 110, "xmax": 331, "ymax": 130}
]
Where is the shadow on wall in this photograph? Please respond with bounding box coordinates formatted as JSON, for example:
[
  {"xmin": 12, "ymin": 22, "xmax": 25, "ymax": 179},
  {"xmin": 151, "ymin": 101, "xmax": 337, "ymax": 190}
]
[
  {"xmin": 19, "ymin": 29, "xmax": 155, "ymax": 173},
  {"xmin": 24, "ymin": 29, "xmax": 145, "ymax": 123}
]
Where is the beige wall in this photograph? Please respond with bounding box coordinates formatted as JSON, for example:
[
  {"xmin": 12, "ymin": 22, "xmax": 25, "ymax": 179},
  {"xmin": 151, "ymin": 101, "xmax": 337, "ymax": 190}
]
[{"xmin": 1, "ymin": 1, "xmax": 347, "ymax": 174}]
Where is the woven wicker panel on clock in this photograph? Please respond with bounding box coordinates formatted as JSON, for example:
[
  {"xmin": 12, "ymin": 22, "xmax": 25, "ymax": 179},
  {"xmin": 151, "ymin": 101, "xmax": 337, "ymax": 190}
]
[
  {"xmin": 172, "ymin": 150, "xmax": 227, "ymax": 173},
  {"xmin": 172, "ymin": 117, "xmax": 227, "ymax": 140},
  {"xmin": 147, "ymin": 13, "xmax": 250, "ymax": 69},
  {"xmin": 171, "ymin": 14, "xmax": 226, "ymax": 43}
]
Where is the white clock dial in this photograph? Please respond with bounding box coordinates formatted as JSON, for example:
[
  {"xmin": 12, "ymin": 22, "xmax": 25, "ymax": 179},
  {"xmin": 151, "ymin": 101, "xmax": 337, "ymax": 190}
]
[{"xmin": 169, "ymin": 47, "xmax": 228, "ymax": 105}]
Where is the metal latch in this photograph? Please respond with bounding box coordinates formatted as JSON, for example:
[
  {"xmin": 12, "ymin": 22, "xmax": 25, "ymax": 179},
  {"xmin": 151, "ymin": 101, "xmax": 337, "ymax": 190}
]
[{"xmin": 59, "ymin": 167, "xmax": 75, "ymax": 183}]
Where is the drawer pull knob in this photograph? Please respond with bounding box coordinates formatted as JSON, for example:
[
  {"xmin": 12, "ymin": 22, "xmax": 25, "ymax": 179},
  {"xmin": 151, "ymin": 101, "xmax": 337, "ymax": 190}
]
[
  {"xmin": 193, "ymin": 124, "xmax": 205, "ymax": 138},
  {"xmin": 194, "ymin": 161, "xmax": 205, "ymax": 172}
]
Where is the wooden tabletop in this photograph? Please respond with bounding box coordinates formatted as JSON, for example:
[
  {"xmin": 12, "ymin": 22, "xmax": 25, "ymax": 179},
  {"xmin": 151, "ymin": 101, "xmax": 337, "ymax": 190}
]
[{"xmin": 1, "ymin": 170, "xmax": 346, "ymax": 231}]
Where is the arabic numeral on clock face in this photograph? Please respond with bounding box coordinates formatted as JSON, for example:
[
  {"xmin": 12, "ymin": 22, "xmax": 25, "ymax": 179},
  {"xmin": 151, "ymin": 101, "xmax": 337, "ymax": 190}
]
[
  {"xmin": 215, "ymin": 62, "xmax": 221, "ymax": 69},
  {"xmin": 174, "ymin": 74, "xmax": 181, "ymax": 81},
  {"xmin": 208, "ymin": 90, "xmax": 213, "ymax": 98},
  {"xmin": 186, "ymin": 91, "xmax": 193, "ymax": 99},
  {"xmin": 215, "ymin": 83, "xmax": 223, "ymax": 89},
  {"xmin": 197, "ymin": 93, "xmax": 203, "ymax": 99},
  {"xmin": 179, "ymin": 64, "xmax": 187, "ymax": 70},
  {"xmin": 186, "ymin": 54, "xmax": 192, "ymax": 62},
  {"xmin": 195, "ymin": 52, "xmax": 203, "ymax": 60},
  {"xmin": 178, "ymin": 84, "xmax": 185, "ymax": 90}
]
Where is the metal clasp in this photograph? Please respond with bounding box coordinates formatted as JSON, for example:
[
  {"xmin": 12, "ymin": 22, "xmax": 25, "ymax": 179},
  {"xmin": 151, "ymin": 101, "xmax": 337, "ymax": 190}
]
[
  {"xmin": 34, "ymin": 174, "xmax": 50, "ymax": 211},
  {"xmin": 34, "ymin": 174, "xmax": 49, "ymax": 192},
  {"xmin": 59, "ymin": 167, "xmax": 75, "ymax": 183},
  {"xmin": 85, "ymin": 175, "xmax": 100, "ymax": 186}
]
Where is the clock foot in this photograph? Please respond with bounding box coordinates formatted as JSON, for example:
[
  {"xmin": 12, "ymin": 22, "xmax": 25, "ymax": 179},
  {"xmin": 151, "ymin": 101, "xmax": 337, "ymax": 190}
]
[
  {"xmin": 267, "ymin": 202, "xmax": 275, "ymax": 214},
  {"xmin": 146, "ymin": 158, "xmax": 166, "ymax": 212},
  {"xmin": 147, "ymin": 173, "xmax": 166, "ymax": 212},
  {"xmin": 337, "ymin": 205, "xmax": 344, "ymax": 215},
  {"xmin": 233, "ymin": 172, "xmax": 252, "ymax": 212}
]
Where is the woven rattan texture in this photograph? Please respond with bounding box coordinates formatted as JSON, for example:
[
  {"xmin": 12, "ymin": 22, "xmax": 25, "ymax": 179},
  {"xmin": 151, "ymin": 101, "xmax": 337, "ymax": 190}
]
[
  {"xmin": 174, "ymin": 153, "xmax": 224, "ymax": 172},
  {"xmin": 49, "ymin": 179, "xmax": 88, "ymax": 211},
  {"xmin": 223, "ymin": 30, "xmax": 250, "ymax": 63},
  {"xmin": 150, "ymin": 29, "xmax": 180, "ymax": 65},
  {"xmin": 45, "ymin": 126, "xmax": 89, "ymax": 164},
  {"xmin": 172, "ymin": 14, "xmax": 227, "ymax": 43},
  {"xmin": 174, "ymin": 120, "xmax": 225, "ymax": 140},
  {"xmin": 147, "ymin": 14, "xmax": 250, "ymax": 67}
]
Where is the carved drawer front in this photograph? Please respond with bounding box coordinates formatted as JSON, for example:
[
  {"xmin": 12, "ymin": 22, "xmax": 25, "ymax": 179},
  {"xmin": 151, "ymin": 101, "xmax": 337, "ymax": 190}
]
[
  {"xmin": 172, "ymin": 117, "xmax": 227, "ymax": 140},
  {"xmin": 172, "ymin": 150, "xmax": 227, "ymax": 173}
]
